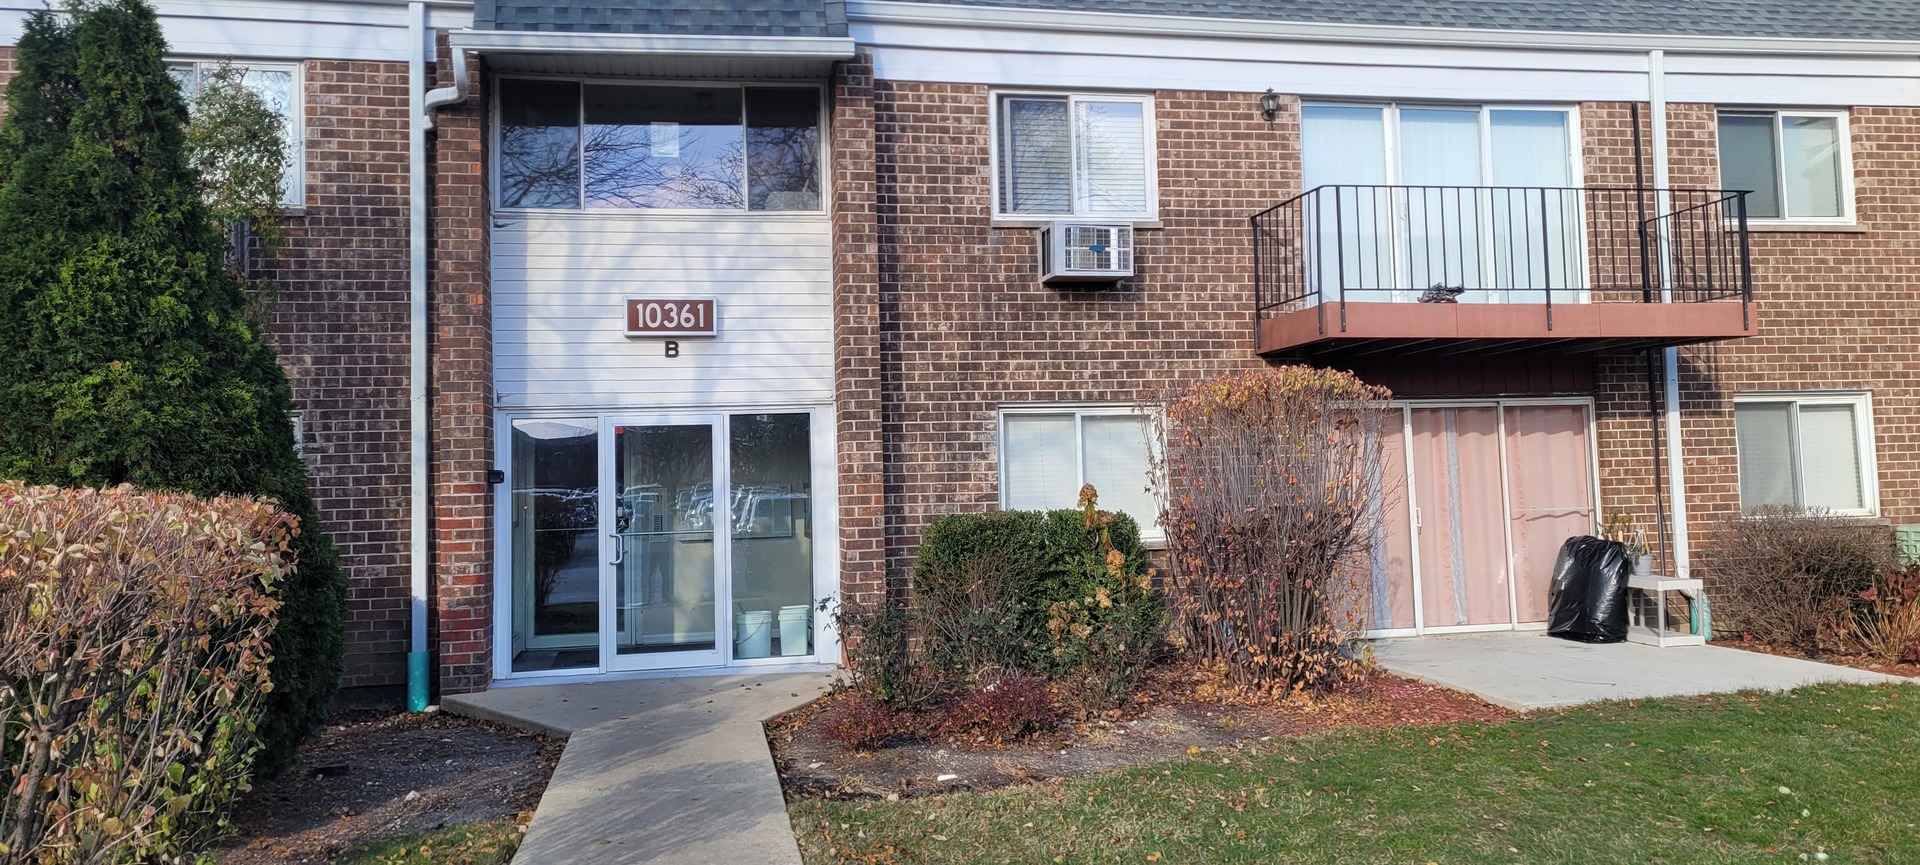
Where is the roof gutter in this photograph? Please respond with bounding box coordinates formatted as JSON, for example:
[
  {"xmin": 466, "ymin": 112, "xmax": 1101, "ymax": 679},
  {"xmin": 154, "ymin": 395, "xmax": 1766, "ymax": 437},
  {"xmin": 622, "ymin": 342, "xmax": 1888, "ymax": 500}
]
[
  {"xmin": 846, "ymin": 0, "xmax": 1920, "ymax": 56},
  {"xmin": 448, "ymin": 28, "xmax": 857, "ymax": 58}
]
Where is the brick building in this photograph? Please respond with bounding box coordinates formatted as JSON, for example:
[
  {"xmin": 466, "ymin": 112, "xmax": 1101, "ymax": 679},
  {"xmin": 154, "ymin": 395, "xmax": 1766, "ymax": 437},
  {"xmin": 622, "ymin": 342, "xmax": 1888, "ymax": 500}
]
[{"xmin": 10, "ymin": 0, "xmax": 1920, "ymax": 698}]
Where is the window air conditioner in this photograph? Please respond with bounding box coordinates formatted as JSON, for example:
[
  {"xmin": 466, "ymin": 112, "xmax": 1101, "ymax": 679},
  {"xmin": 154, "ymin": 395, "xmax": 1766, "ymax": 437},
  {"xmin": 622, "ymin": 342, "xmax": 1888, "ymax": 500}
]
[{"xmin": 1038, "ymin": 221, "xmax": 1134, "ymax": 284}]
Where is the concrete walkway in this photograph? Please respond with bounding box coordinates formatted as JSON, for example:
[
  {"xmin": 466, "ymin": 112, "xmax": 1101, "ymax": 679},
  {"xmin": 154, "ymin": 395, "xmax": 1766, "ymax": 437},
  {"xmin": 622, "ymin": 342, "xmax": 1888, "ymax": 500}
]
[
  {"xmin": 1374, "ymin": 631, "xmax": 1911, "ymax": 711},
  {"xmin": 444, "ymin": 671, "xmax": 836, "ymax": 865}
]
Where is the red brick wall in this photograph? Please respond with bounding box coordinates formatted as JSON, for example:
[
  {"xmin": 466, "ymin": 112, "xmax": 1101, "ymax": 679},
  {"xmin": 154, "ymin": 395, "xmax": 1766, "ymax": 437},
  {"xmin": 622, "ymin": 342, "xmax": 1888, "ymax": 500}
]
[
  {"xmin": 427, "ymin": 43, "xmax": 493, "ymax": 695},
  {"xmin": 864, "ymin": 83, "xmax": 1284, "ymax": 584},
  {"xmin": 831, "ymin": 53, "xmax": 890, "ymax": 606},
  {"xmin": 267, "ymin": 59, "xmax": 415, "ymax": 693}
]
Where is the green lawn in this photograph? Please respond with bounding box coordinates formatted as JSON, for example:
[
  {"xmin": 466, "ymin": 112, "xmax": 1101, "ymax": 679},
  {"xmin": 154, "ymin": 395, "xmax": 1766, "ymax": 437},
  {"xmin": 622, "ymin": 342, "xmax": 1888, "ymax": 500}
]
[
  {"xmin": 330, "ymin": 818, "xmax": 522, "ymax": 865},
  {"xmin": 792, "ymin": 684, "xmax": 1917, "ymax": 865}
]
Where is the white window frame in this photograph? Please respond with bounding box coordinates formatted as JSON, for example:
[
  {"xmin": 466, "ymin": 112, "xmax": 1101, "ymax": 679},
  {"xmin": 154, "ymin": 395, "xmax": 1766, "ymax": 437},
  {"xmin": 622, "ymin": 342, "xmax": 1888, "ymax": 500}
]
[
  {"xmin": 1732, "ymin": 390, "xmax": 1878, "ymax": 517},
  {"xmin": 169, "ymin": 59, "xmax": 305, "ymax": 209},
  {"xmin": 490, "ymin": 75, "xmax": 828, "ymax": 216},
  {"xmin": 1715, "ymin": 109, "xmax": 1855, "ymax": 225},
  {"xmin": 988, "ymin": 91, "xmax": 1158, "ymax": 222},
  {"xmin": 997, "ymin": 405, "xmax": 1164, "ymax": 544}
]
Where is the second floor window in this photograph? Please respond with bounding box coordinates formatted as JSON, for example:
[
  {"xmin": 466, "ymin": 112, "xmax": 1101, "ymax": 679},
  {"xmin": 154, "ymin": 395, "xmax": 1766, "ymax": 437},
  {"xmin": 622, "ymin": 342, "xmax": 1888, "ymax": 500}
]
[
  {"xmin": 995, "ymin": 93, "xmax": 1154, "ymax": 219},
  {"xmin": 1717, "ymin": 110, "xmax": 1850, "ymax": 221},
  {"xmin": 498, "ymin": 79, "xmax": 822, "ymax": 212}
]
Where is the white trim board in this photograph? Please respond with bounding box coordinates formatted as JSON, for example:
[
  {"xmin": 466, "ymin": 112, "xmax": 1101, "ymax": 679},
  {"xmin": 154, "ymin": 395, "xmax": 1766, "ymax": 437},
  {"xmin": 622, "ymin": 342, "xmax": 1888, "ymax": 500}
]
[
  {"xmin": 0, "ymin": 1, "xmax": 473, "ymax": 62},
  {"xmin": 851, "ymin": 12, "xmax": 1920, "ymax": 106}
]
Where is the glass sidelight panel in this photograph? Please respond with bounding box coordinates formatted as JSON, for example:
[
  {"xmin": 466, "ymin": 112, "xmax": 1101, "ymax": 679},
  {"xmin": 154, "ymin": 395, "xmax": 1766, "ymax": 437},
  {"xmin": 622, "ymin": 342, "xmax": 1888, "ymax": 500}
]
[
  {"xmin": 509, "ymin": 419, "xmax": 600, "ymax": 673},
  {"xmin": 614, "ymin": 424, "xmax": 718, "ymax": 655},
  {"xmin": 729, "ymin": 413, "xmax": 815, "ymax": 658}
]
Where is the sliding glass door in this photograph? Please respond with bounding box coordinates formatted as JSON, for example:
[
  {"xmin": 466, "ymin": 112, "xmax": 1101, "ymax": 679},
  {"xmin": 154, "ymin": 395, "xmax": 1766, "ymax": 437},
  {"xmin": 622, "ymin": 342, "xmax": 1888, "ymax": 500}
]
[{"xmin": 1299, "ymin": 103, "xmax": 1581, "ymax": 303}]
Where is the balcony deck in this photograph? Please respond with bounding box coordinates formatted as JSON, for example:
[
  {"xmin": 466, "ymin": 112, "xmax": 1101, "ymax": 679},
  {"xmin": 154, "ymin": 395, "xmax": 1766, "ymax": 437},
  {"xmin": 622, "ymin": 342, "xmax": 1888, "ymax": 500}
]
[{"xmin": 1251, "ymin": 185, "xmax": 1757, "ymax": 359}]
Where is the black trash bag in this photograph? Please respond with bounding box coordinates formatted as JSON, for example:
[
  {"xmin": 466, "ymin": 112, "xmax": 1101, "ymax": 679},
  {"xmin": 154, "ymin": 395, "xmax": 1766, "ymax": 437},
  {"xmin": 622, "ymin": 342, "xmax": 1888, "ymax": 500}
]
[{"xmin": 1546, "ymin": 535, "xmax": 1631, "ymax": 643}]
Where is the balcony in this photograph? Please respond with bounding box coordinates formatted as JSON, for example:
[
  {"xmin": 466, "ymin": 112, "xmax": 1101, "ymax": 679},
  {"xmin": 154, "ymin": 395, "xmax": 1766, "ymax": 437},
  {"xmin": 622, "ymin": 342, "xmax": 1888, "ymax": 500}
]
[{"xmin": 1251, "ymin": 186, "xmax": 1755, "ymax": 359}]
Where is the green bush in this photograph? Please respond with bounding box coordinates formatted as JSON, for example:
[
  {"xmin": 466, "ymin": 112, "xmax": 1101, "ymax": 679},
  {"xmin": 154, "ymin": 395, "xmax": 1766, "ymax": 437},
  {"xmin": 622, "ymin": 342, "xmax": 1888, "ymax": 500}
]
[
  {"xmin": 0, "ymin": 482, "xmax": 290, "ymax": 863},
  {"xmin": 912, "ymin": 510, "xmax": 1047, "ymax": 677},
  {"xmin": 0, "ymin": 1, "xmax": 342, "ymax": 774}
]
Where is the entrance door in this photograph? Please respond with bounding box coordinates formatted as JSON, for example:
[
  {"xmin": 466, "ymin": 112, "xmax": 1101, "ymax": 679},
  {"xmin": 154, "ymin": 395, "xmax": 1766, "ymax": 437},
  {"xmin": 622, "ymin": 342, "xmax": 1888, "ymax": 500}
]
[{"xmin": 604, "ymin": 417, "xmax": 727, "ymax": 671}]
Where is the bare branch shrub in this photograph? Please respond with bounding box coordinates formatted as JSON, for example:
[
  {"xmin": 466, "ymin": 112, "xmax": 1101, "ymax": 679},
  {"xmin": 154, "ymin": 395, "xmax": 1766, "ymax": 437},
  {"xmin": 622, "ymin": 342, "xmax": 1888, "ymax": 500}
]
[
  {"xmin": 1833, "ymin": 564, "xmax": 1920, "ymax": 665},
  {"xmin": 1150, "ymin": 367, "xmax": 1393, "ymax": 694},
  {"xmin": 0, "ymin": 482, "xmax": 290, "ymax": 863},
  {"xmin": 1702, "ymin": 507, "xmax": 1895, "ymax": 653}
]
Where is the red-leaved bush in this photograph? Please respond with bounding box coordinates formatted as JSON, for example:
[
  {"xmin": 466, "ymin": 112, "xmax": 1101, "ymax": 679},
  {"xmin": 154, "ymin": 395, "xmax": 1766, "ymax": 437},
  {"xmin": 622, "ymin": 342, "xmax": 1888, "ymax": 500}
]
[
  {"xmin": 1150, "ymin": 367, "xmax": 1393, "ymax": 694},
  {"xmin": 816, "ymin": 694, "xmax": 919, "ymax": 750},
  {"xmin": 938, "ymin": 674, "xmax": 1060, "ymax": 744},
  {"xmin": 0, "ymin": 482, "xmax": 291, "ymax": 863}
]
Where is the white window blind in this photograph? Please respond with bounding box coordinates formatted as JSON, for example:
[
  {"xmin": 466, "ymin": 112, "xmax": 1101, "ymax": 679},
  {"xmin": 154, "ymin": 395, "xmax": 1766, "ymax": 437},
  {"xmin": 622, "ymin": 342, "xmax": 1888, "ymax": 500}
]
[
  {"xmin": 1735, "ymin": 395, "xmax": 1873, "ymax": 514},
  {"xmin": 997, "ymin": 94, "xmax": 1151, "ymax": 217},
  {"xmin": 1002, "ymin": 414, "xmax": 1078, "ymax": 511},
  {"xmin": 1002, "ymin": 410, "xmax": 1162, "ymax": 540},
  {"xmin": 1074, "ymin": 100, "xmax": 1149, "ymax": 215},
  {"xmin": 1081, "ymin": 414, "xmax": 1156, "ymax": 527}
]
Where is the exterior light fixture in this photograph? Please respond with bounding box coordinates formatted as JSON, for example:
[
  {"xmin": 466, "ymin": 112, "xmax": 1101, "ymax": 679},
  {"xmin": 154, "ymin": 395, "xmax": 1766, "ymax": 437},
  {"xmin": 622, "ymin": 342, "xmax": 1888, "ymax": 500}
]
[{"xmin": 1259, "ymin": 89, "xmax": 1281, "ymax": 122}]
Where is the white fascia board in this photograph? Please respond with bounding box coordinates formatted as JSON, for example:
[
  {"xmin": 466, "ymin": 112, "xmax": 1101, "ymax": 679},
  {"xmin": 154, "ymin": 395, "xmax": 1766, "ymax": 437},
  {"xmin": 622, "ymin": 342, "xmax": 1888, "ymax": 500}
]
[
  {"xmin": 450, "ymin": 28, "xmax": 857, "ymax": 59},
  {"xmin": 846, "ymin": 0, "xmax": 1920, "ymax": 57}
]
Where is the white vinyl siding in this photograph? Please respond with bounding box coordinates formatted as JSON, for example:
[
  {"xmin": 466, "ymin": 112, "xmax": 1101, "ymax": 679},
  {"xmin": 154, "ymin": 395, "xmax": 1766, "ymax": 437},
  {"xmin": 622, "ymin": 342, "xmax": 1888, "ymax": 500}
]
[
  {"xmin": 1734, "ymin": 392, "xmax": 1876, "ymax": 516},
  {"xmin": 994, "ymin": 93, "xmax": 1155, "ymax": 220},
  {"xmin": 492, "ymin": 214, "xmax": 832, "ymax": 408},
  {"xmin": 1716, "ymin": 110, "xmax": 1852, "ymax": 221},
  {"xmin": 1000, "ymin": 408, "xmax": 1160, "ymax": 542}
]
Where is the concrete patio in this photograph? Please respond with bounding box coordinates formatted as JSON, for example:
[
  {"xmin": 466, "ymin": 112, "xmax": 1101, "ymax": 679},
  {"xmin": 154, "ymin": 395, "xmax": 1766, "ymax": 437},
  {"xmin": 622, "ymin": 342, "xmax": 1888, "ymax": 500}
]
[
  {"xmin": 1373, "ymin": 631, "xmax": 1911, "ymax": 711},
  {"xmin": 443, "ymin": 670, "xmax": 836, "ymax": 865}
]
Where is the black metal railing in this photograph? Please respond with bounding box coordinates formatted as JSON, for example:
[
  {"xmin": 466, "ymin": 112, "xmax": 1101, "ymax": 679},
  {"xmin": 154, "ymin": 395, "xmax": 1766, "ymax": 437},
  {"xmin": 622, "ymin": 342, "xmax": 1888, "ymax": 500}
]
[{"xmin": 1251, "ymin": 185, "xmax": 1752, "ymax": 335}]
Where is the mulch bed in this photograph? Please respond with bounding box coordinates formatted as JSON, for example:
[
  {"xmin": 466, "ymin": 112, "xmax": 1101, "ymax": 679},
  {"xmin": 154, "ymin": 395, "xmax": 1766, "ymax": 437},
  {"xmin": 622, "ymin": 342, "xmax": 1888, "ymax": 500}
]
[
  {"xmin": 207, "ymin": 709, "xmax": 562, "ymax": 864},
  {"xmin": 1716, "ymin": 637, "xmax": 1920, "ymax": 679},
  {"xmin": 768, "ymin": 662, "xmax": 1511, "ymax": 801}
]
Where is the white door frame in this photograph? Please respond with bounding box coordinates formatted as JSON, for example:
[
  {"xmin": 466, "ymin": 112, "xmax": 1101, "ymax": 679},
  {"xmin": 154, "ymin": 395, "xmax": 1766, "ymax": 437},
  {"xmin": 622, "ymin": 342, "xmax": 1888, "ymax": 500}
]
[{"xmin": 600, "ymin": 412, "xmax": 730, "ymax": 673}]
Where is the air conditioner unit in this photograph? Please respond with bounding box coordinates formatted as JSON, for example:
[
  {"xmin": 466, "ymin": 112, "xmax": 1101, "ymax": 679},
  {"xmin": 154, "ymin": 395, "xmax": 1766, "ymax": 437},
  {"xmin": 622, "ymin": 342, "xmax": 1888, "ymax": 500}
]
[{"xmin": 1038, "ymin": 221, "xmax": 1134, "ymax": 284}]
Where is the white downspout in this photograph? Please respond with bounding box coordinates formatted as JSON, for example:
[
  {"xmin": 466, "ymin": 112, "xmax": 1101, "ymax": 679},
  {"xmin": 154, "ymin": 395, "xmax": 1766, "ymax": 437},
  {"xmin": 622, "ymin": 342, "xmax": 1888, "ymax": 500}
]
[
  {"xmin": 1648, "ymin": 49, "xmax": 1691, "ymax": 578},
  {"xmin": 407, "ymin": 1, "xmax": 472, "ymax": 712}
]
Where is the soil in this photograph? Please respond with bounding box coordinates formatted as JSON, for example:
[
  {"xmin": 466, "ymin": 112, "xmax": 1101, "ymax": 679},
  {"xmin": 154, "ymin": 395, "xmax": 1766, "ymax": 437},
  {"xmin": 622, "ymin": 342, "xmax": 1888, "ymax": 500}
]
[
  {"xmin": 768, "ymin": 664, "xmax": 1511, "ymax": 801},
  {"xmin": 1717, "ymin": 637, "xmax": 1920, "ymax": 679},
  {"xmin": 207, "ymin": 709, "xmax": 563, "ymax": 864}
]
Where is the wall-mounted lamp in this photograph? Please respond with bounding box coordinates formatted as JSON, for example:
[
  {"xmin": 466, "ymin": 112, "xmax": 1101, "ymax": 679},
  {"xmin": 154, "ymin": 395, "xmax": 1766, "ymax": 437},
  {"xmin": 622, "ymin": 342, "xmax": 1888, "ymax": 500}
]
[{"xmin": 1259, "ymin": 89, "xmax": 1281, "ymax": 123}]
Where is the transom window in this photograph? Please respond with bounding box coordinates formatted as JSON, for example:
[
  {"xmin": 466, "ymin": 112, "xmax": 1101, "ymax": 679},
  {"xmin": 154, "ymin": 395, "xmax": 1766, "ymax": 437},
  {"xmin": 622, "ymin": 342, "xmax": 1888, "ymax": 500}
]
[
  {"xmin": 999, "ymin": 408, "xmax": 1160, "ymax": 542},
  {"xmin": 994, "ymin": 93, "xmax": 1155, "ymax": 219},
  {"xmin": 1716, "ymin": 110, "xmax": 1851, "ymax": 221},
  {"xmin": 1734, "ymin": 392, "xmax": 1876, "ymax": 516},
  {"xmin": 169, "ymin": 61, "xmax": 303, "ymax": 208},
  {"xmin": 496, "ymin": 79, "xmax": 823, "ymax": 212}
]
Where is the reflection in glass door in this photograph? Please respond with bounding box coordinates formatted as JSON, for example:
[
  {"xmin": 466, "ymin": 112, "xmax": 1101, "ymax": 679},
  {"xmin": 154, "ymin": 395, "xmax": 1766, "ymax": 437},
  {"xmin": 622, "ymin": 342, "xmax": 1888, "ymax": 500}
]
[
  {"xmin": 508, "ymin": 419, "xmax": 601, "ymax": 673},
  {"xmin": 610, "ymin": 420, "xmax": 724, "ymax": 668}
]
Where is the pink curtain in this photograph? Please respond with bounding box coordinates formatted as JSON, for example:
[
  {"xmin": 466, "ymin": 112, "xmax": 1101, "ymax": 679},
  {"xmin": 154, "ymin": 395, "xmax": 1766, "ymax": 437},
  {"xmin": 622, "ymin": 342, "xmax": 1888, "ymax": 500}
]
[
  {"xmin": 1502, "ymin": 405, "xmax": 1595, "ymax": 624},
  {"xmin": 1410, "ymin": 407, "xmax": 1511, "ymax": 628}
]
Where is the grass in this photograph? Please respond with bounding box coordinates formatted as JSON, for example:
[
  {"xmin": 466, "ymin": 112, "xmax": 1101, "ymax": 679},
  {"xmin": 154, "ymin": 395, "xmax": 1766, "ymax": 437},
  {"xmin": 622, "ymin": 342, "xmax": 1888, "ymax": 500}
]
[
  {"xmin": 331, "ymin": 818, "xmax": 523, "ymax": 865},
  {"xmin": 792, "ymin": 683, "xmax": 1918, "ymax": 864}
]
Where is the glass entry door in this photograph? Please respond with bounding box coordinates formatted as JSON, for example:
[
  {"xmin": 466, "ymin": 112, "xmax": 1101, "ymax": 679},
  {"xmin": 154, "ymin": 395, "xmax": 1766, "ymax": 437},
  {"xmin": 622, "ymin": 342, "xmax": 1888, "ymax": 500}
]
[{"xmin": 604, "ymin": 416, "xmax": 727, "ymax": 670}]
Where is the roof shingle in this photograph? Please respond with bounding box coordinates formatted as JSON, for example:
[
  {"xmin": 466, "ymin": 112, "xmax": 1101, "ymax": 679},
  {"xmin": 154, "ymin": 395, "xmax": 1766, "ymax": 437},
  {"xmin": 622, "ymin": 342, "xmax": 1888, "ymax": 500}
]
[{"xmin": 476, "ymin": 0, "xmax": 848, "ymax": 37}]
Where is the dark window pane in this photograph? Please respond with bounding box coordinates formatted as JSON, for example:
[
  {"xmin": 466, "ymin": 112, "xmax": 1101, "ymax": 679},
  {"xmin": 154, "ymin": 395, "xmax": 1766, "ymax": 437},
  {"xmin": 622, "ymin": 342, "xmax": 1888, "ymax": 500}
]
[
  {"xmin": 1000, "ymin": 97, "xmax": 1070, "ymax": 213},
  {"xmin": 746, "ymin": 88, "xmax": 821, "ymax": 211},
  {"xmin": 1718, "ymin": 114, "xmax": 1780, "ymax": 219},
  {"xmin": 499, "ymin": 80, "xmax": 581, "ymax": 209},
  {"xmin": 585, "ymin": 85, "xmax": 744, "ymax": 209}
]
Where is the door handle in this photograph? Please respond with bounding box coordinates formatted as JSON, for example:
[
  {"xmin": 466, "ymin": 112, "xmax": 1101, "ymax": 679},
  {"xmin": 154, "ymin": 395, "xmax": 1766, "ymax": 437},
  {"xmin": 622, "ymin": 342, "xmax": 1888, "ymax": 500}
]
[{"xmin": 609, "ymin": 533, "xmax": 624, "ymax": 566}]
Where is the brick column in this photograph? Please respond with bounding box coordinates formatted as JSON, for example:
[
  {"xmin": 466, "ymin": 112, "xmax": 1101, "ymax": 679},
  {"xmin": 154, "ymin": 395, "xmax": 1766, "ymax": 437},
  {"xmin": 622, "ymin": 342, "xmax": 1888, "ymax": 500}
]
[
  {"xmin": 831, "ymin": 51, "xmax": 886, "ymax": 607},
  {"xmin": 428, "ymin": 41, "xmax": 494, "ymax": 695}
]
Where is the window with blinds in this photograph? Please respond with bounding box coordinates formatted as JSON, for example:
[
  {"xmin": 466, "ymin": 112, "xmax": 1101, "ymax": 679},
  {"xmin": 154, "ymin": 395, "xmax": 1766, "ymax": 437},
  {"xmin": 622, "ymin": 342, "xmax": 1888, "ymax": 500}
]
[
  {"xmin": 1734, "ymin": 393, "xmax": 1875, "ymax": 515},
  {"xmin": 1000, "ymin": 409, "xmax": 1161, "ymax": 542},
  {"xmin": 996, "ymin": 94, "xmax": 1154, "ymax": 219}
]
